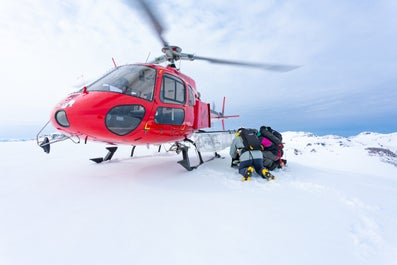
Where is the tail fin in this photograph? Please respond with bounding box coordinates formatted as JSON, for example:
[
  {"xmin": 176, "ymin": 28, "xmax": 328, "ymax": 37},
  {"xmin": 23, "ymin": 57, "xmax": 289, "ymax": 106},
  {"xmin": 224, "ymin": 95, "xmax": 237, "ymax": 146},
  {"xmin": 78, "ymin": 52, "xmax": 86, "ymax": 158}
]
[{"xmin": 210, "ymin": 96, "xmax": 239, "ymax": 130}]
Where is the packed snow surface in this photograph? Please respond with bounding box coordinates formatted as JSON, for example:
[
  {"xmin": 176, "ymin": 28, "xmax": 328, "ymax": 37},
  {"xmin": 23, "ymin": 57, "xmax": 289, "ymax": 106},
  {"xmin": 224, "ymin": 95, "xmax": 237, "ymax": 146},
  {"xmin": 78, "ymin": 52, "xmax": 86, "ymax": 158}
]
[{"xmin": 1, "ymin": 132, "xmax": 396, "ymax": 265}]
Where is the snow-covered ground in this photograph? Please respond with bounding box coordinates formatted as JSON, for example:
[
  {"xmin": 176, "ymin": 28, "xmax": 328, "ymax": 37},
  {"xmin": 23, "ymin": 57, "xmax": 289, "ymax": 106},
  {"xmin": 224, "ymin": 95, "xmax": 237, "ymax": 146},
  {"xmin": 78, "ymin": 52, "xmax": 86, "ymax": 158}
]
[{"xmin": 1, "ymin": 132, "xmax": 396, "ymax": 265}]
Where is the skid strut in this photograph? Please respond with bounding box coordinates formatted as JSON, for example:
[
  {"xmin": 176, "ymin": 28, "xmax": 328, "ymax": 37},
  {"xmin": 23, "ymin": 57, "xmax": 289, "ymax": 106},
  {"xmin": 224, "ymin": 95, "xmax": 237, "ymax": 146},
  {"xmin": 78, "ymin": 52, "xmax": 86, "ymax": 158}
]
[
  {"xmin": 173, "ymin": 139, "xmax": 204, "ymax": 171},
  {"xmin": 90, "ymin": 147, "xmax": 118, "ymax": 163}
]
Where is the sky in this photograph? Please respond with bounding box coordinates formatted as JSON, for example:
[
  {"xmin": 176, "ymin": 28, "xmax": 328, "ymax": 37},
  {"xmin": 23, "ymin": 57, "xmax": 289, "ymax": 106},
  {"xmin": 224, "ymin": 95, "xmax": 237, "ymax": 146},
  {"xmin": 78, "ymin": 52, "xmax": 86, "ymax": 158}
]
[{"xmin": 0, "ymin": 0, "xmax": 396, "ymax": 138}]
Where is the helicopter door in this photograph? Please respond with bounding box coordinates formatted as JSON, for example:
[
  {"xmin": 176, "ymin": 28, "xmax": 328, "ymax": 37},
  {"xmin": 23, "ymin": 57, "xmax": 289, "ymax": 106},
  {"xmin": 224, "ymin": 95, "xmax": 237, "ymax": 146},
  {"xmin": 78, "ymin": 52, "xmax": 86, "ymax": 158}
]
[{"xmin": 150, "ymin": 74, "xmax": 190, "ymax": 139}]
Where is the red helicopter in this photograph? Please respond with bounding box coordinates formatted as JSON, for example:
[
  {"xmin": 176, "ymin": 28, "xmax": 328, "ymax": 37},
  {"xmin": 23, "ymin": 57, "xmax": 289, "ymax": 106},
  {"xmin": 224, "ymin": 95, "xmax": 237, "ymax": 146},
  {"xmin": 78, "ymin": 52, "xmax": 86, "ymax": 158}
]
[{"xmin": 37, "ymin": 0, "xmax": 298, "ymax": 170}]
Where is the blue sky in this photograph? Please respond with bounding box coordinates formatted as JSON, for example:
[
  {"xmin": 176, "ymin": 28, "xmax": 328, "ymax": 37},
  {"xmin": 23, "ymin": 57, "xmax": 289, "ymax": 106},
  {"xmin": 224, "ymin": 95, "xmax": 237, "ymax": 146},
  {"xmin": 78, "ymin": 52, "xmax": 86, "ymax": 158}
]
[{"xmin": 0, "ymin": 0, "xmax": 396, "ymax": 139}]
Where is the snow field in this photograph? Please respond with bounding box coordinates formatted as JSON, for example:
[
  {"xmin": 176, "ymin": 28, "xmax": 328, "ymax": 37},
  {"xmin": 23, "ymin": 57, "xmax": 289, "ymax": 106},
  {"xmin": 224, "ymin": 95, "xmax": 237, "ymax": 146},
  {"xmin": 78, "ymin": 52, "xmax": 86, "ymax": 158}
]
[{"xmin": 0, "ymin": 132, "xmax": 396, "ymax": 265}]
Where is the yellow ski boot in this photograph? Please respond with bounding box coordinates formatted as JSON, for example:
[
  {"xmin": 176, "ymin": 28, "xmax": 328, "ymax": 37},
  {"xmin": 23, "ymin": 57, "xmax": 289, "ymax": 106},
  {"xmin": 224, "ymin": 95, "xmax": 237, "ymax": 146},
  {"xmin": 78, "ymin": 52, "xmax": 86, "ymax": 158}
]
[
  {"xmin": 242, "ymin": 166, "xmax": 254, "ymax": 181},
  {"xmin": 262, "ymin": 168, "xmax": 276, "ymax": 181}
]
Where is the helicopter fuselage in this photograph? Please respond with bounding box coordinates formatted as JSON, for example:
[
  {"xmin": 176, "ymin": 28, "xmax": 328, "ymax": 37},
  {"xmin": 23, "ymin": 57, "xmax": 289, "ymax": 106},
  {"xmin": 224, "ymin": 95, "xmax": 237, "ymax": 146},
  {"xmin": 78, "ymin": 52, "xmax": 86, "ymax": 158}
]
[{"xmin": 50, "ymin": 64, "xmax": 211, "ymax": 145}]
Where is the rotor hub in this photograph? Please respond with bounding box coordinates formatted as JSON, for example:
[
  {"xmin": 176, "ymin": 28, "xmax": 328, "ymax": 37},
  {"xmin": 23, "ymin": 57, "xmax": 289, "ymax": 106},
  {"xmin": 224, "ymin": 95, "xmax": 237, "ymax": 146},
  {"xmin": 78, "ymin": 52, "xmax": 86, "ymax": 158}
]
[{"xmin": 161, "ymin": 45, "xmax": 182, "ymax": 62}]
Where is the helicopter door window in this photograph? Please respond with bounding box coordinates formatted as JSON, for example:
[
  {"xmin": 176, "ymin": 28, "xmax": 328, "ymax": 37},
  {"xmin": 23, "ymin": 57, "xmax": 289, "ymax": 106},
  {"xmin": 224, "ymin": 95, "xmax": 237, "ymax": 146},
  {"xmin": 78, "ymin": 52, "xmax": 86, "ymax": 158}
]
[
  {"xmin": 154, "ymin": 107, "xmax": 184, "ymax": 125},
  {"xmin": 160, "ymin": 75, "xmax": 186, "ymax": 105}
]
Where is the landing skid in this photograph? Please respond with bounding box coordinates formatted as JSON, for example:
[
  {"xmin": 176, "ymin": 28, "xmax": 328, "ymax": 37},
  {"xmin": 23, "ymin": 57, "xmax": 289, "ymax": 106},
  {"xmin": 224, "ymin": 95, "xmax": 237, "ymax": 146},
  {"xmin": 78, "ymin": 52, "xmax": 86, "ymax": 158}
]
[{"xmin": 89, "ymin": 139, "xmax": 222, "ymax": 171}]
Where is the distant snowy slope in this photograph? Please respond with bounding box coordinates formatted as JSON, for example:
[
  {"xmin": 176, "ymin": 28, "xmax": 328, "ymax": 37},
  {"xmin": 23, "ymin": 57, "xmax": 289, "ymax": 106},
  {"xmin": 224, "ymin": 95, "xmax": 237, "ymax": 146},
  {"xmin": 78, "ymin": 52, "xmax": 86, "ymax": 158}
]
[
  {"xmin": 352, "ymin": 132, "xmax": 397, "ymax": 152},
  {"xmin": 282, "ymin": 131, "xmax": 397, "ymax": 172},
  {"xmin": 0, "ymin": 132, "xmax": 396, "ymax": 265}
]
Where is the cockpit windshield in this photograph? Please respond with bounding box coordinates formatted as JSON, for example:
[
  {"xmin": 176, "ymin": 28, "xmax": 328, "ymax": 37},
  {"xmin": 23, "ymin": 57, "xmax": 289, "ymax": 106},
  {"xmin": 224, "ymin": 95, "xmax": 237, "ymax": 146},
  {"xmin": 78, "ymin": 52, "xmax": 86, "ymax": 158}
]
[{"xmin": 86, "ymin": 65, "xmax": 156, "ymax": 101}]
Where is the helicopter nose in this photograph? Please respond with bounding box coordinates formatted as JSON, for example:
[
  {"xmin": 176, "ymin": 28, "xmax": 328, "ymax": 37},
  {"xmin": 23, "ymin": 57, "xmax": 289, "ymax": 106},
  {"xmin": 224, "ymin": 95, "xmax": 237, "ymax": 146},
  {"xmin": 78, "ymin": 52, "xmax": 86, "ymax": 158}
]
[{"xmin": 54, "ymin": 110, "xmax": 70, "ymax": 127}]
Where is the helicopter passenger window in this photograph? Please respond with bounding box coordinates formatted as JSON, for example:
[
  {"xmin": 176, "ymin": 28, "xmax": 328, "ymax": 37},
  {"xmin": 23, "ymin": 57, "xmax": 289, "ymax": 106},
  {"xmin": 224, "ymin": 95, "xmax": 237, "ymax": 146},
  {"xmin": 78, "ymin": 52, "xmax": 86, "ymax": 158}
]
[
  {"xmin": 154, "ymin": 107, "xmax": 184, "ymax": 125},
  {"xmin": 106, "ymin": 104, "xmax": 145, "ymax": 136},
  {"xmin": 160, "ymin": 75, "xmax": 186, "ymax": 105}
]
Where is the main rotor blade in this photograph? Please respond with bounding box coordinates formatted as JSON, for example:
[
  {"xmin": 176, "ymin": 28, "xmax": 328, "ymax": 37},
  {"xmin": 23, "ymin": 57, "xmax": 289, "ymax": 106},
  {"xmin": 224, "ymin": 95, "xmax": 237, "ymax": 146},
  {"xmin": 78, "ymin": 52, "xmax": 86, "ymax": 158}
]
[
  {"xmin": 132, "ymin": 0, "xmax": 169, "ymax": 47},
  {"xmin": 188, "ymin": 55, "xmax": 300, "ymax": 72}
]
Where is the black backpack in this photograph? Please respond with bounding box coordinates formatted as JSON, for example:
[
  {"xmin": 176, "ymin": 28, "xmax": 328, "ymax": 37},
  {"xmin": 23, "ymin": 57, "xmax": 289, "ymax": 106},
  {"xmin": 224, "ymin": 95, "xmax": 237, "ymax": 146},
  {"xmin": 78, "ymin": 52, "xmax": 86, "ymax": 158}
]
[
  {"xmin": 239, "ymin": 128, "xmax": 263, "ymax": 152},
  {"xmin": 259, "ymin": 126, "xmax": 284, "ymax": 156},
  {"xmin": 259, "ymin": 126, "xmax": 282, "ymax": 145}
]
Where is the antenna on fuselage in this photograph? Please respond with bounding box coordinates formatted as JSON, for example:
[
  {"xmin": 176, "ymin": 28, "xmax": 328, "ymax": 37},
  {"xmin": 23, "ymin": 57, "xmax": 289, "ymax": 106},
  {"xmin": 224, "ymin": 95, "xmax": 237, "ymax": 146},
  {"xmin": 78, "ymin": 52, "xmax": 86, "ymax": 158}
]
[
  {"xmin": 112, "ymin": 57, "xmax": 117, "ymax": 68},
  {"xmin": 145, "ymin": 52, "xmax": 151, "ymax": 63}
]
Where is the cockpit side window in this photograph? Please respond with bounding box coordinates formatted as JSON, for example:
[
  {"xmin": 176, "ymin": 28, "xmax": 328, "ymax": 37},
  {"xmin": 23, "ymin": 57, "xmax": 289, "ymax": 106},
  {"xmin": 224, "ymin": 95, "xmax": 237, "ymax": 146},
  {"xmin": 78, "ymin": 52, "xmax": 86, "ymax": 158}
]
[{"xmin": 124, "ymin": 68, "xmax": 156, "ymax": 101}]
